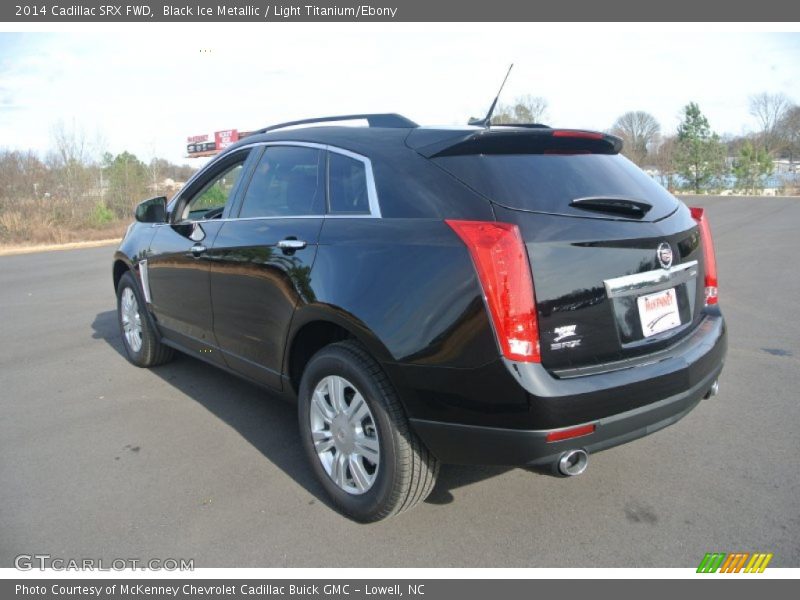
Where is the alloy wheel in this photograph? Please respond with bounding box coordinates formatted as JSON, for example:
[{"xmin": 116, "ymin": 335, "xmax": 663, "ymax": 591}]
[
  {"xmin": 309, "ymin": 375, "xmax": 380, "ymax": 495},
  {"xmin": 120, "ymin": 287, "xmax": 143, "ymax": 353}
]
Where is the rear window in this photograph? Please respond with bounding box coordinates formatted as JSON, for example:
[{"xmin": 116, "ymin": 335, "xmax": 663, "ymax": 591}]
[
  {"xmin": 328, "ymin": 152, "xmax": 369, "ymax": 214},
  {"xmin": 433, "ymin": 154, "xmax": 678, "ymax": 220}
]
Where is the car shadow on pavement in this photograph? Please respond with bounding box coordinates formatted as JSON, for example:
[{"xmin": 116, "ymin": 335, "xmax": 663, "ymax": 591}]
[{"xmin": 92, "ymin": 309, "xmax": 527, "ymax": 515}]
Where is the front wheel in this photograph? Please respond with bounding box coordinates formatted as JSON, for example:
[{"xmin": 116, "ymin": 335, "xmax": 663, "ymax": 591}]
[
  {"xmin": 116, "ymin": 271, "xmax": 174, "ymax": 368},
  {"xmin": 298, "ymin": 341, "xmax": 439, "ymax": 522}
]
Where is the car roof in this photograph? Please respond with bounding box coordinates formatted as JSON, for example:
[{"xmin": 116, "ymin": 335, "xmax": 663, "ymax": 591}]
[
  {"xmin": 222, "ymin": 125, "xmax": 417, "ymax": 158},
  {"xmin": 220, "ymin": 122, "xmax": 619, "ymax": 159}
]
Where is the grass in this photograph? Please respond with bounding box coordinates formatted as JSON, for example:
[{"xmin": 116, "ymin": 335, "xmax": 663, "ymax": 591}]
[{"xmin": 0, "ymin": 196, "xmax": 130, "ymax": 248}]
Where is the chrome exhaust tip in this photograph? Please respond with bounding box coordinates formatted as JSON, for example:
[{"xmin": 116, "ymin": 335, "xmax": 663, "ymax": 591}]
[
  {"xmin": 557, "ymin": 449, "xmax": 589, "ymax": 477},
  {"xmin": 704, "ymin": 380, "xmax": 720, "ymax": 399}
]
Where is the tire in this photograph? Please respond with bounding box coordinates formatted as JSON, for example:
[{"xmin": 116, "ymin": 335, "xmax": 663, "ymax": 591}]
[
  {"xmin": 116, "ymin": 271, "xmax": 174, "ymax": 368},
  {"xmin": 298, "ymin": 340, "xmax": 439, "ymax": 522}
]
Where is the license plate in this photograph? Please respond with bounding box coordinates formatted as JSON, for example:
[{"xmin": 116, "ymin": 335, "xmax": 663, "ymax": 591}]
[{"xmin": 637, "ymin": 287, "xmax": 681, "ymax": 337}]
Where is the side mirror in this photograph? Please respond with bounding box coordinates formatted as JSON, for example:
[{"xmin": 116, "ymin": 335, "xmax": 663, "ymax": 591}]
[{"xmin": 135, "ymin": 196, "xmax": 168, "ymax": 223}]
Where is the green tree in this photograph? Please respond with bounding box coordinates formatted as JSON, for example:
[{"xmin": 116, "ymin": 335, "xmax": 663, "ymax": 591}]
[
  {"xmin": 676, "ymin": 102, "xmax": 727, "ymax": 193},
  {"xmin": 104, "ymin": 151, "xmax": 148, "ymax": 218},
  {"xmin": 733, "ymin": 141, "xmax": 773, "ymax": 194}
]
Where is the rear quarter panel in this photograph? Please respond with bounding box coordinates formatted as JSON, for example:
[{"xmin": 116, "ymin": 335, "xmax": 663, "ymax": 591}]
[
  {"xmin": 287, "ymin": 217, "xmax": 538, "ymax": 426},
  {"xmin": 295, "ymin": 218, "xmax": 497, "ymax": 369}
]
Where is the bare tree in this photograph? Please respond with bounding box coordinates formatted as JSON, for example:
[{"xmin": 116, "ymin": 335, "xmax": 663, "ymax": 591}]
[
  {"xmin": 0, "ymin": 150, "xmax": 48, "ymax": 201},
  {"xmin": 51, "ymin": 120, "xmax": 88, "ymax": 165},
  {"xmin": 779, "ymin": 104, "xmax": 800, "ymax": 166},
  {"xmin": 513, "ymin": 94, "xmax": 549, "ymax": 123},
  {"xmin": 652, "ymin": 135, "xmax": 678, "ymax": 191},
  {"xmin": 749, "ymin": 92, "xmax": 791, "ymax": 155},
  {"xmin": 50, "ymin": 120, "xmax": 93, "ymax": 204},
  {"xmin": 145, "ymin": 140, "xmax": 162, "ymax": 195},
  {"xmin": 610, "ymin": 111, "xmax": 661, "ymax": 166},
  {"xmin": 492, "ymin": 95, "xmax": 549, "ymax": 125}
]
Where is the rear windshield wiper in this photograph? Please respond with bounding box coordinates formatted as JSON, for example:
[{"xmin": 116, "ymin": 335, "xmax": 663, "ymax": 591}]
[{"xmin": 569, "ymin": 196, "xmax": 653, "ymax": 218}]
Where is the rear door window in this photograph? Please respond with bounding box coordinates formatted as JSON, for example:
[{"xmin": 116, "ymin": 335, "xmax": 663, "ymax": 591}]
[{"xmin": 433, "ymin": 153, "xmax": 679, "ymax": 221}]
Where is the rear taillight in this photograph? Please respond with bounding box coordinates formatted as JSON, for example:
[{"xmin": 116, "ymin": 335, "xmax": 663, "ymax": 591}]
[
  {"xmin": 446, "ymin": 220, "xmax": 540, "ymax": 362},
  {"xmin": 551, "ymin": 129, "xmax": 604, "ymax": 140},
  {"xmin": 689, "ymin": 207, "xmax": 718, "ymax": 305}
]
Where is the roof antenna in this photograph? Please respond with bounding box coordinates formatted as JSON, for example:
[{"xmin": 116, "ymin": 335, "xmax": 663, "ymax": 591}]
[{"xmin": 468, "ymin": 63, "xmax": 514, "ymax": 128}]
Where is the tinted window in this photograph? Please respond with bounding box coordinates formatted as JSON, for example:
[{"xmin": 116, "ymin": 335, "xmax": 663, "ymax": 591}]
[
  {"xmin": 238, "ymin": 146, "xmax": 323, "ymax": 218},
  {"xmin": 329, "ymin": 153, "xmax": 370, "ymax": 214},
  {"xmin": 182, "ymin": 162, "xmax": 245, "ymax": 221},
  {"xmin": 434, "ymin": 154, "xmax": 678, "ymax": 220}
]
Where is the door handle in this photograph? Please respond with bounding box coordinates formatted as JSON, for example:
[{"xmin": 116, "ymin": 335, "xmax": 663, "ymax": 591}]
[
  {"xmin": 277, "ymin": 239, "xmax": 307, "ymax": 252},
  {"xmin": 190, "ymin": 243, "xmax": 207, "ymax": 257}
]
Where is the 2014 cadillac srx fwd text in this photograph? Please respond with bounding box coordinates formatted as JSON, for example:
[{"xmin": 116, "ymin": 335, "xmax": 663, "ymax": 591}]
[{"xmin": 112, "ymin": 113, "xmax": 727, "ymax": 521}]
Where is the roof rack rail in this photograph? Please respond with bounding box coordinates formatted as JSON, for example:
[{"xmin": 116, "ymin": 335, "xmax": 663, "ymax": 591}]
[{"xmin": 255, "ymin": 113, "xmax": 418, "ymax": 134}]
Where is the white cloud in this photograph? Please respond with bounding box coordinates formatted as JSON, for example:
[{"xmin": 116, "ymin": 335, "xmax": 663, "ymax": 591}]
[{"xmin": 1, "ymin": 26, "xmax": 799, "ymax": 163}]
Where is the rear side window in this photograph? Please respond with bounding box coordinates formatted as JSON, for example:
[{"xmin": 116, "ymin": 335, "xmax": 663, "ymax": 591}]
[
  {"xmin": 238, "ymin": 146, "xmax": 323, "ymax": 218},
  {"xmin": 328, "ymin": 152, "xmax": 370, "ymax": 214},
  {"xmin": 433, "ymin": 154, "xmax": 679, "ymax": 220}
]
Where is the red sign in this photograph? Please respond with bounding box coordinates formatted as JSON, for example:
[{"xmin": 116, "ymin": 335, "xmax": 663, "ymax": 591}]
[
  {"xmin": 187, "ymin": 134, "xmax": 208, "ymax": 143},
  {"xmin": 214, "ymin": 129, "xmax": 239, "ymax": 150}
]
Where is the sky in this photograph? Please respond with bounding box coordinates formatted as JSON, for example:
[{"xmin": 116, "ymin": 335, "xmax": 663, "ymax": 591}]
[{"xmin": 1, "ymin": 26, "xmax": 799, "ymax": 164}]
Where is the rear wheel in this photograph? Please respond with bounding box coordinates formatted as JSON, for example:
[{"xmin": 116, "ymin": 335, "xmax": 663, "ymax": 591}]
[
  {"xmin": 116, "ymin": 271, "xmax": 174, "ymax": 367},
  {"xmin": 298, "ymin": 341, "xmax": 438, "ymax": 522}
]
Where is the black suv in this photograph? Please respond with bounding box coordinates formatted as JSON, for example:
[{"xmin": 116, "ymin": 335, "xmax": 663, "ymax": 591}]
[{"xmin": 113, "ymin": 114, "xmax": 726, "ymax": 521}]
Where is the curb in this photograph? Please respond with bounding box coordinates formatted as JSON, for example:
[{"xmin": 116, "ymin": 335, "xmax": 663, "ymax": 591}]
[{"xmin": 0, "ymin": 238, "xmax": 120, "ymax": 257}]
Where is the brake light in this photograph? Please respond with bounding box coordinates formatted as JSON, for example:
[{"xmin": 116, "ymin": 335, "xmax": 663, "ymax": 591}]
[
  {"xmin": 552, "ymin": 129, "xmax": 604, "ymax": 140},
  {"xmin": 446, "ymin": 220, "xmax": 540, "ymax": 362},
  {"xmin": 546, "ymin": 424, "xmax": 596, "ymax": 443},
  {"xmin": 689, "ymin": 207, "xmax": 718, "ymax": 305}
]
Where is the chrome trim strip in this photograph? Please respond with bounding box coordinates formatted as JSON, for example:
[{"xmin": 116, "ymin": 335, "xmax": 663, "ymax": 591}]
[
  {"xmin": 604, "ymin": 260, "xmax": 698, "ymax": 298},
  {"xmin": 156, "ymin": 214, "xmax": 375, "ymax": 227},
  {"xmin": 181, "ymin": 140, "xmax": 382, "ymax": 219},
  {"xmin": 138, "ymin": 259, "xmax": 152, "ymax": 304}
]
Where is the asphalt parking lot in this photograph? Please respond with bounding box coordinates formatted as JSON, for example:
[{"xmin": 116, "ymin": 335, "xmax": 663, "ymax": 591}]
[{"xmin": 1, "ymin": 195, "xmax": 798, "ymax": 568}]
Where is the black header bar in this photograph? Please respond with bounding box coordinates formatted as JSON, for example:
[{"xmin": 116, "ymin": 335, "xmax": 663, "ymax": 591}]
[{"xmin": 3, "ymin": 1, "xmax": 800, "ymax": 22}]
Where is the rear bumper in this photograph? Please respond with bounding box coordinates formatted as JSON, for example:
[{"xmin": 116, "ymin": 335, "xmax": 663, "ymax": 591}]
[
  {"xmin": 411, "ymin": 362, "xmax": 719, "ymax": 465},
  {"xmin": 408, "ymin": 313, "xmax": 726, "ymax": 466}
]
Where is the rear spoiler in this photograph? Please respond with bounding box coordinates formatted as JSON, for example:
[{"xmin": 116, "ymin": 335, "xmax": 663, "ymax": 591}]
[{"xmin": 407, "ymin": 127, "xmax": 623, "ymax": 158}]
